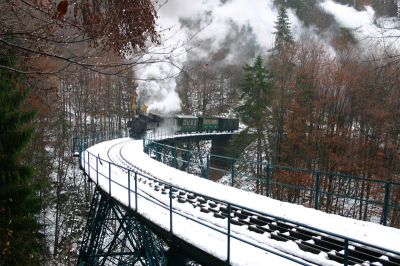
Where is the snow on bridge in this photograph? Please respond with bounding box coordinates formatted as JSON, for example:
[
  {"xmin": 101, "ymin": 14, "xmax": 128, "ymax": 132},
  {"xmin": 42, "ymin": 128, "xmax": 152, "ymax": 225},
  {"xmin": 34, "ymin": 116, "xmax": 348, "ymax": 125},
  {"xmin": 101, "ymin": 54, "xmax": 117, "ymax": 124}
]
[{"xmin": 80, "ymin": 137, "xmax": 400, "ymax": 266}]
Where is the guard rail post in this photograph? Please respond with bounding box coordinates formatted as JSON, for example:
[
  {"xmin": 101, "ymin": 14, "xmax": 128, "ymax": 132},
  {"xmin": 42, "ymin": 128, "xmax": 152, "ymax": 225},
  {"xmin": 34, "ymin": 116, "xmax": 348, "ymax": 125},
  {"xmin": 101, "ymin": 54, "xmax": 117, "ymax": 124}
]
[
  {"xmin": 173, "ymin": 145, "xmax": 178, "ymax": 168},
  {"xmin": 78, "ymin": 138, "xmax": 83, "ymax": 161},
  {"xmin": 88, "ymin": 153, "xmax": 90, "ymax": 177},
  {"xmin": 83, "ymin": 149, "xmax": 86, "ymax": 174},
  {"xmin": 169, "ymin": 185, "xmax": 173, "ymax": 236},
  {"xmin": 265, "ymin": 164, "xmax": 270, "ymax": 197},
  {"xmin": 382, "ymin": 182, "xmax": 391, "ymax": 226},
  {"xmin": 128, "ymin": 170, "xmax": 131, "ymax": 209},
  {"xmin": 206, "ymin": 154, "xmax": 210, "ymax": 179},
  {"xmin": 314, "ymin": 171, "xmax": 321, "ymax": 210},
  {"xmin": 162, "ymin": 146, "xmax": 165, "ymax": 163},
  {"xmin": 186, "ymin": 150, "xmax": 190, "ymax": 172},
  {"xmin": 109, "ymin": 162, "xmax": 112, "ymax": 196},
  {"xmin": 157, "ymin": 146, "xmax": 162, "ymax": 162},
  {"xmin": 344, "ymin": 239, "xmax": 349, "ymax": 266},
  {"xmin": 230, "ymin": 159, "xmax": 235, "ymax": 187},
  {"xmin": 135, "ymin": 172, "xmax": 138, "ymax": 211},
  {"xmin": 227, "ymin": 203, "xmax": 231, "ymax": 265},
  {"xmin": 96, "ymin": 156, "xmax": 99, "ymax": 184},
  {"xmin": 170, "ymin": 145, "xmax": 173, "ymax": 167}
]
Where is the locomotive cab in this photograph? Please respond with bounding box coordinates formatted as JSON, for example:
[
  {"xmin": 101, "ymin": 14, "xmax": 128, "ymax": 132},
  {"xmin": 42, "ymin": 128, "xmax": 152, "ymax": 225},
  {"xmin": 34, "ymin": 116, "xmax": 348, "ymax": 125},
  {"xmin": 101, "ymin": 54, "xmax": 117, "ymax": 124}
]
[{"xmin": 127, "ymin": 112, "xmax": 163, "ymax": 139}]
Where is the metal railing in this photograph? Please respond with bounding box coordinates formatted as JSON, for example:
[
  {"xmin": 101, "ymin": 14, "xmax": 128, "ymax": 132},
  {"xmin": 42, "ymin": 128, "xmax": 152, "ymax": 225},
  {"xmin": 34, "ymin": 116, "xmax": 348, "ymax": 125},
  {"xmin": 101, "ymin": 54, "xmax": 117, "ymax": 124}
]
[
  {"xmin": 72, "ymin": 130, "xmax": 127, "ymax": 156},
  {"xmin": 144, "ymin": 129, "xmax": 238, "ymax": 141},
  {"xmin": 74, "ymin": 132, "xmax": 400, "ymax": 266},
  {"xmin": 144, "ymin": 135, "xmax": 400, "ymax": 228}
]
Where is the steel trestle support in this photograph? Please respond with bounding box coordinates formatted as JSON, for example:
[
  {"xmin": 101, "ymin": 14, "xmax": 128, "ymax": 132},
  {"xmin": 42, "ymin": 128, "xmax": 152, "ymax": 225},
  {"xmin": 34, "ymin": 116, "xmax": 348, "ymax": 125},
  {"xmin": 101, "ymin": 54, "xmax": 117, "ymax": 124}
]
[{"xmin": 78, "ymin": 187, "xmax": 167, "ymax": 266}]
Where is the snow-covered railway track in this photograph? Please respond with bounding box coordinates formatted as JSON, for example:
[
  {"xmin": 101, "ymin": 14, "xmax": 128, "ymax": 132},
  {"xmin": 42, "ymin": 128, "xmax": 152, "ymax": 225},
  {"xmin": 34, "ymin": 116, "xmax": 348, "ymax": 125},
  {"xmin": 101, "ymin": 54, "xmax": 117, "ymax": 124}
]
[
  {"xmin": 101, "ymin": 140, "xmax": 400, "ymax": 266},
  {"xmin": 105, "ymin": 140, "xmax": 172, "ymax": 209},
  {"xmin": 107, "ymin": 140, "xmax": 161, "ymax": 179}
]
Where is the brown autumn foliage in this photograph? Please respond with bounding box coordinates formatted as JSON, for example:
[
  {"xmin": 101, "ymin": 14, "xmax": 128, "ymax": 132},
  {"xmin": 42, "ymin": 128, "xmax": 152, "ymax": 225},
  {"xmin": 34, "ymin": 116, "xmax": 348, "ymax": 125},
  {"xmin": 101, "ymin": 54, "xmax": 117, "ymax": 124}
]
[
  {"xmin": 1, "ymin": 1, "xmax": 160, "ymax": 263},
  {"xmin": 0, "ymin": 0, "xmax": 159, "ymax": 74},
  {"xmin": 265, "ymin": 34, "xmax": 400, "ymax": 225}
]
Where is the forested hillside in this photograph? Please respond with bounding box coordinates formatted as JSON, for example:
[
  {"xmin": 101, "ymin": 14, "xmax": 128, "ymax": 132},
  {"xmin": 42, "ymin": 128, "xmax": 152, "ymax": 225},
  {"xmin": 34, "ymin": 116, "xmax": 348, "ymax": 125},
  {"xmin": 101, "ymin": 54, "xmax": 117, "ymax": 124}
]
[
  {"xmin": 0, "ymin": 1, "xmax": 158, "ymax": 264},
  {"xmin": 174, "ymin": 0, "xmax": 400, "ymax": 226}
]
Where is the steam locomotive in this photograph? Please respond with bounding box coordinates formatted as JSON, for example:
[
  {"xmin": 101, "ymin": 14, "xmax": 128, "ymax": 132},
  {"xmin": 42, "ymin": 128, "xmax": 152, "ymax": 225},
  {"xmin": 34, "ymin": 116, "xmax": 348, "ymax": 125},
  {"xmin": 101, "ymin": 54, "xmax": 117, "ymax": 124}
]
[{"xmin": 127, "ymin": 113, "xmax": 239, "ymax": 139}]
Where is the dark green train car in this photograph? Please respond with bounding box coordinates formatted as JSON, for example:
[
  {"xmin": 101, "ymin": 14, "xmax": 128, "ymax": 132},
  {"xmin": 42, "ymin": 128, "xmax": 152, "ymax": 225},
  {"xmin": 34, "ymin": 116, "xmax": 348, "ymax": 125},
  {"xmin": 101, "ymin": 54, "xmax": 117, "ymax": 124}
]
[
  {"xmin": 128, "ymin": 113, "xmax": 239, "ymax": 137},
  {"xmin": 176, "ymin": 115, "xmax": 199, "ymax": 132},
  {"xmin": 218, "ymin": 117, "xmax": 239, "ymax": 132},
  {"xmin": 199, "ymin": 117, "xmax": 219, "ymax": 132}
]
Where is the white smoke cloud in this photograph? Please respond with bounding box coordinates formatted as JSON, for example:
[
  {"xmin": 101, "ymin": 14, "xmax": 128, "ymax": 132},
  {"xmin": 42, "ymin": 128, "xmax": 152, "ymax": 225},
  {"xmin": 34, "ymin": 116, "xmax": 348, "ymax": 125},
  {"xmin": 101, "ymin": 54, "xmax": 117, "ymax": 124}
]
[
  {"xmin": 320, "ymin": 0, "xmax": 400, "ymax": 50},
  {"xmin": 136, "ymin": 0, "xmax": 306, "ymax": 114},
  {"xmin": 135, "ymin": 0, "xmax": 400, "ymax": 115},
  {"xmin": 191, "ymin": 0, "xmax": 278, "ymax": 50},
  {"xmin": 320, "ymin": 0, "xmax": 375, "ymax": 29},
  {"xmin": 137, "ymin": 64, "xmax": 181, "ymax": 113}
]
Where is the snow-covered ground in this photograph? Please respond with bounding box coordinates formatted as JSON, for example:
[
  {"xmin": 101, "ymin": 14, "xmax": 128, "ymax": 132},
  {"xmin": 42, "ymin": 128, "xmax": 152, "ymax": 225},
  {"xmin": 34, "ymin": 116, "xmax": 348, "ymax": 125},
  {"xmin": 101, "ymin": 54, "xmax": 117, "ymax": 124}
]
[{"xmin": 81, "ymin": 138, "xmax": 400, "ymax": 266}]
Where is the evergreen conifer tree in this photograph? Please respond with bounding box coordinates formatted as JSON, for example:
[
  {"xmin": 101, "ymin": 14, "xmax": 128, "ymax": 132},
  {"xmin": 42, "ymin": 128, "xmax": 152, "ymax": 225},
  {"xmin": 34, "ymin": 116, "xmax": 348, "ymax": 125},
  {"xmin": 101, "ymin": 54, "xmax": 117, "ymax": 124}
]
[
  {"xmin": 270, "ymin": 2, "xmax": 296, "ymax": 164},
  {"xmin": 0, "ymin": 54, "xmax": 46, "ymax": 265},
  {"xmin": 236, "ymin": 56, "xmax": 274, "ymax": 193},
  {"xmin": 237, "ymin": 56, "xmax": 273, "ymax": 127},
  {"xmin": 273, "ymin": 3, "xmax": 294, "ymax": 52}
]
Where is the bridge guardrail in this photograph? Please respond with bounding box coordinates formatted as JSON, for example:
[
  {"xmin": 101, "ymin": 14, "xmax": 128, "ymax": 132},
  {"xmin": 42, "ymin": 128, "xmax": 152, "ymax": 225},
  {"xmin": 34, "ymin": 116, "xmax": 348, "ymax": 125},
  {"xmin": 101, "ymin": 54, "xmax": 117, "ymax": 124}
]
[
  {"xmin": 144, "ymin": 132, "xmax": 400, "ymax": 228},
  {"xmin": 75, "ymin": 134, "xmax": 400, "ymax": 266},
  {"xmin": 72, "ymin": 130, "xmax": 127, "ymax": 157},
  {"xmin": 78, "ymin": 142, "xmax": 311, "ymax": 265},
  {"xmin": 145, "ymin": 129, "xmax": 238, "ymax": 141}
]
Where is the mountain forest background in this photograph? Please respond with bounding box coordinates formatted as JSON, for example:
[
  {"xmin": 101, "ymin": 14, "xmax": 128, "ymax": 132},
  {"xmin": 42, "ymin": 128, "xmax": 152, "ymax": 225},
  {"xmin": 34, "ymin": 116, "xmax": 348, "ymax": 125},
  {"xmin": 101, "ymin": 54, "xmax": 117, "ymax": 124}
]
[{"xmin": 1, "ymin": 0, "xmax": 400, "ymax": 264}]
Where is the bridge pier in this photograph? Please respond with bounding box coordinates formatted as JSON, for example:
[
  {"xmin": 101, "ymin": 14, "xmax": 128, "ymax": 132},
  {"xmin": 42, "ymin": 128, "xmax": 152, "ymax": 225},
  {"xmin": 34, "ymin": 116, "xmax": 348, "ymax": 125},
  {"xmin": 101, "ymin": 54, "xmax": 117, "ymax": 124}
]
[
  {"xmin": 154, "ymin": 135, "xmax": 235, "ymax": 181},
  {"xmin": 78, "ymin": 187, "xmax": 167, "ymax": 266},
  {"xmin": 210, "ymin": 137, "xmax": 230, "ymax": 156},
  {"xmin": 208, "ymin": 137, "xmax": 233, "ymax": 180}
]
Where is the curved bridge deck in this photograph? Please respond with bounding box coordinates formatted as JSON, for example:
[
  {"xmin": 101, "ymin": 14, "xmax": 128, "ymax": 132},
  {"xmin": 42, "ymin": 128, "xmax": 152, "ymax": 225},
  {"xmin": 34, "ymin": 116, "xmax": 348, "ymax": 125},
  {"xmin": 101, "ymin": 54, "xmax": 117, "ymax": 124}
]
[{"xmin": 78, "ymin": 136, "xmax": 400, "ymax": 265}]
